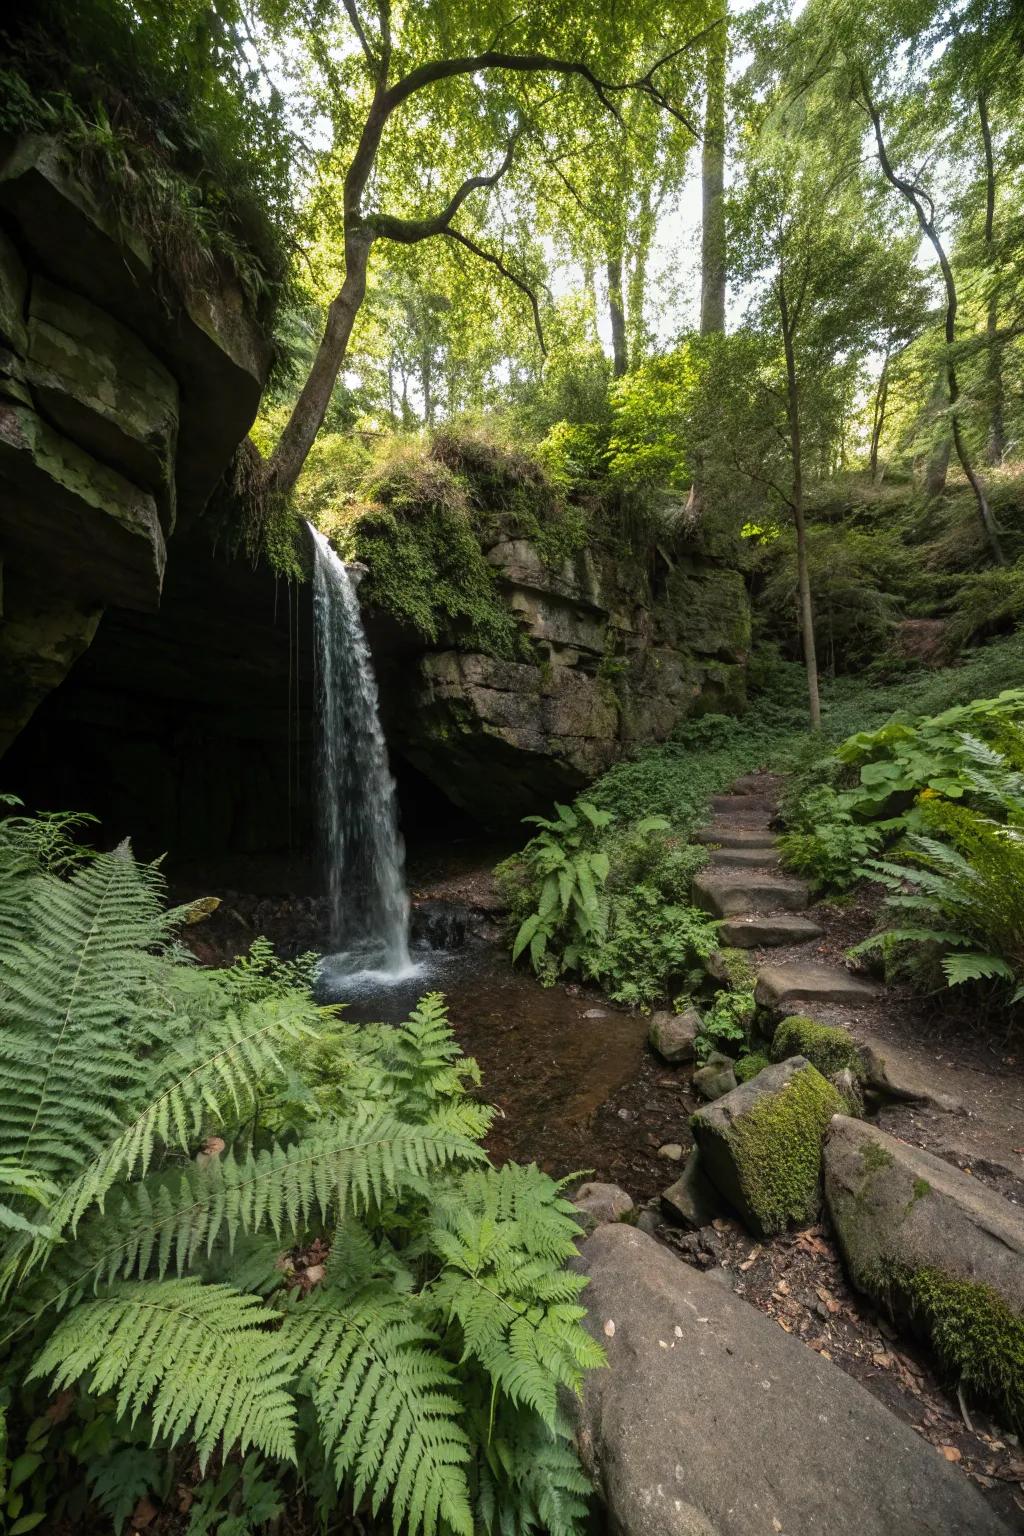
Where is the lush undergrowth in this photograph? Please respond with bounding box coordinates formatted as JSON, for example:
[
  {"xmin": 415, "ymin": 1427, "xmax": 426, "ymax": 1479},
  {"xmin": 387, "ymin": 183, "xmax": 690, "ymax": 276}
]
[
  {"xmin": 0, "ymin": 808, "xmax": 599, "ymax": 1536},
  {"xmin": 500, "ymin": 630, "xmax": 1024, "ymax": 1012}
]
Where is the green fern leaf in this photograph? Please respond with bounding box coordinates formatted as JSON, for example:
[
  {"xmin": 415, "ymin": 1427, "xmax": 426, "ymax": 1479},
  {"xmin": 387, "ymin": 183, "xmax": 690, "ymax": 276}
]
[
  {"xmin": 282, "ymin": 1281, "xmax": 473, "ymax": 1536},
  {"xmin": 28, "ymin": 1279, "xmax": 296, "ymax": 1465}
]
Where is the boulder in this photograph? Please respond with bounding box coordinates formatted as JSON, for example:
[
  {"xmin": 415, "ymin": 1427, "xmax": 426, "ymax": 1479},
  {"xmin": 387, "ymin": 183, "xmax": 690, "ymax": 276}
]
[
  {"xmin": 649, "ymin": 1007, "xmax": 701, "ymax": 1065},
  {"xmin": 770, "ymin": 1015, "xmax": 864, "ymax": 1080},
  {"xmin": 573, "ymin": 1181, "xmax": 635, "ymax": 1235},
  {"xmin": 570, "ymin": 1223, "xmax": 1008, "ymax": 1536},
  {"xmin": 660, "ymin": 1150, "xmax": 721, "ymax": 1229},
  {"xmin": 703, "ymin": 948, "xmax": 755, "ymax": 990},
  {"xmin": 691, "ymin": 1053, "xmax": 737, "ymax": 1103},
  {"xmin": 691, "ymin": 1058, "xmax": 844, "ymax": 1236},
  {"xmin": 857, "ymin": 1037, "xmax": 965, "ymax": 1115},
  {"xmin": 830, "ymin": 1066, "xmax": 865, "ymax": 1117},
  {"xmin": 824, "ymin": 1117, "xmax": 1024, "ymax": 1429}
]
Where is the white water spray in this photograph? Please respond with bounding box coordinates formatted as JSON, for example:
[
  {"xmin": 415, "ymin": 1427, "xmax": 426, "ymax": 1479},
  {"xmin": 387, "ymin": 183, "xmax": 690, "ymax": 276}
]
[{"xmin": 308, "ymin": 523, "xmax": 412, "ymax": 979}]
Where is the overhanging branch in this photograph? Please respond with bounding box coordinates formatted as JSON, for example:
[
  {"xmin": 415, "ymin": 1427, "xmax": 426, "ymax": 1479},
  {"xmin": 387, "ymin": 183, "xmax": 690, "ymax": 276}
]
[{"xmin": 443, "ymin": 227, "xmax": 547, "ymax": 353}]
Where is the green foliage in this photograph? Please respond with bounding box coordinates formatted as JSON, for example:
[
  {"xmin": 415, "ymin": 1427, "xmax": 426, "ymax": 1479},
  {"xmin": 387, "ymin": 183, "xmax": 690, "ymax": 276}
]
[
  {"xmin": 503, "ymin": 799, "xmax": 717, "ymax": 1007},
  {"xmin": 778, "ymin": 786, "xmax": 885, "ymax": 890},
  {"xmin": 3, "ymin": 1, "xmax": 296, "ymax": 319},
  {"xmin": 854, "ymin": 734, "xmax": 1024, "ymax": 1005},
  {"xmin": 696, "ymin": 991, "xmax": 756, "ymax": 1061},
  {"xmin": 734, "ymin": 1052, "xmax": 769, "ymax": 1084},
  {"xmin": 0, "ymin": 823, "xmax": 600, "ymax": 1535},
  {"xmin": 770, "ymin": 1016, "xmax": 864, "ymax": 1080}
]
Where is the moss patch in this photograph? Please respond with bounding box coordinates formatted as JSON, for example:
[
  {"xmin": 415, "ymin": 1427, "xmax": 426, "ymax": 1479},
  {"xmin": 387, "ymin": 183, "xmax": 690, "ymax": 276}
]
[
  {"xmin": 694, "ymin": 1063, "xmax": 845, "ymax": 1237},
  {"xmin": 771, "ymin": 1015, "xmax": 864, "ymax": 1080},
  {"xmin": 708, "ymin": 946, "xmax": 757, "ymax": 992},
  {"xmin": 735, "ymin": 1052, "xmax": 769, "ymax": 1084},
  {"xmin": 898, "ymin": 1265, "xmax": 1024, "ymax": 1434}
]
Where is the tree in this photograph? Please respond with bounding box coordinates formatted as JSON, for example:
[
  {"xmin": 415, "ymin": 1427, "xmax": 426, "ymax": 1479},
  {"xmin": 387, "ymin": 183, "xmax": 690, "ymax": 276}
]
[
  {"xmin": 730, "ymin": 105, "xmax": 919, "ymax": 725},
  {"xmin": 258, "ymin": 2, "xmax": 717, "ymax": 494},
  {"xmin": 699, "ymin": 0, "xmax": 728, "ymax": 336}
]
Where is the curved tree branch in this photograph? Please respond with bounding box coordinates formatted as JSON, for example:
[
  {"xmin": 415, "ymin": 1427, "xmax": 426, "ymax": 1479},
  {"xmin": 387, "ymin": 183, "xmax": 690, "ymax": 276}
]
[{"xmin": 443, "ymin": 227, "xmax": 547, "ymax": 353}]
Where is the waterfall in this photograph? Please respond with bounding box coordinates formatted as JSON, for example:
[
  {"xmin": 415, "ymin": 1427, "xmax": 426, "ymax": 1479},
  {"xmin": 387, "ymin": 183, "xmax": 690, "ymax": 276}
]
[{"xmin": 308, "ymin": 524, "xmax": 411, "ymax": 977}]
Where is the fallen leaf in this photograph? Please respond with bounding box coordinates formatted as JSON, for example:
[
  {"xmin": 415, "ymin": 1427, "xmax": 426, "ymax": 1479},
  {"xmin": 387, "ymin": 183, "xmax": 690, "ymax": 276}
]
[
  {"xmin": 739, "ymin": 1245, "xmax": 763, "ymax": 1272},
  {"xmin": 941, "ymin": 1446, "xmax": 962, "ymax": 1464},
  {"xmin": 604, "ymin": 1319, "xmax": 615, "ymax": 1338}
]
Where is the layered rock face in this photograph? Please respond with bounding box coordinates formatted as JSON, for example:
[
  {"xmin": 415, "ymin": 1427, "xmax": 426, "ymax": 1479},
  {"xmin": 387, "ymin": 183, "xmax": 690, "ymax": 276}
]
[
  {"xmin": 0, "ymin": 134, "xmax": 269, "ymax": 754},
  {"xmin": 388, "ymin": 527, "xmax": 749, "ymax": 824}
]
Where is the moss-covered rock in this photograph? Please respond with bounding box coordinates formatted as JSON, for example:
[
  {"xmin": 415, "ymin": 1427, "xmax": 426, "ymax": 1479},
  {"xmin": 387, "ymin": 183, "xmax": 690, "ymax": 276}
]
[
  {"xmin": 823, "ymin": 1117, "xmax": 1024, "ymax": 1432},
  {"xmin": 735, "ymin": 1051, "xmax": 770, "ymax": 1084},
  {"xmin": 705, "ymin": 945, "xmax": 757, "ymax": 992},
  {"xmin": 692, "ymin": 1057, "xmax": 845, "ymax": 1237},
  {"xmin": 771, "ymin": 1015, "xmax": 864, "ymax": 1080}
]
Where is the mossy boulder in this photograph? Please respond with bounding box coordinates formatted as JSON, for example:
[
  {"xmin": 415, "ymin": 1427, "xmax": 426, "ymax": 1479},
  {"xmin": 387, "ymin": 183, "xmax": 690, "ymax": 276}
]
[
  {"xmin": 692, "ymin": 1057, "xmax": 845, "ymax": 1237},
  {"xmin": 735, "ymin": 1051, "xmax": 769, "ymax": 1084},
  {"xmin": 771, "ymin": 1015, "xmax": 864, "ymax": 1080},
  {"xmin": 823, "ymin": 1117, "xmax": 1024, "ymax": 1432}
]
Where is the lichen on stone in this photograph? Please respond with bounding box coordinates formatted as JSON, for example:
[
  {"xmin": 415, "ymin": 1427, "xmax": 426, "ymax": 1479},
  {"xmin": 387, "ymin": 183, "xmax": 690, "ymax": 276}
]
[{"xmin": 771, "ymin": 1015, "xmax": 864, "ymax": 1081}]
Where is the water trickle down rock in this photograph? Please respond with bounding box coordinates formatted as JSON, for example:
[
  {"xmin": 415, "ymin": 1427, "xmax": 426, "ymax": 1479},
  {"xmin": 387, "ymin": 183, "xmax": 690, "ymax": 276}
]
[{"xmin": 309, "ymin": 524, "xmax": 410, "ymax": 975}]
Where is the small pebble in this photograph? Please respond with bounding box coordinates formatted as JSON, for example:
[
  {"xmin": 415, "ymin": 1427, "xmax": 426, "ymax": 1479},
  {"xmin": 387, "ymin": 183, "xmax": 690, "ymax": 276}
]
[{"xmin": 658, "ymin": 1143, "xmax": 684, "ymax": 1161}]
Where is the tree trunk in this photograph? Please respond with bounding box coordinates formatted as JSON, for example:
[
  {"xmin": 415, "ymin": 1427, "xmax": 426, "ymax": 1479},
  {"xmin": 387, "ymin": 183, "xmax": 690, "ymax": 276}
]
[
  {"xmin": 779, "ymin": 277, "xmax": 820, "ymax": 730},
  {"xmin": 922, "ymin": 368, "xmax": 950, "ymax": 497},
  {"xmin": 869, "ymin": 352, "xmax": 889, "ymax": 482},
  {"xmin": 980, "ymin": 94, "xmax": 1006, "ymax": 465},
  {"xmin": 607, "ymin": 255, "xmax": 628, "ymax": 377},
  {"xmin": 266, "ymin": 231, "xmax": 373, "ymax": 494},
  {"xmin": 699, "ymin": 0, "xmax": 727, "ymax": 336}
]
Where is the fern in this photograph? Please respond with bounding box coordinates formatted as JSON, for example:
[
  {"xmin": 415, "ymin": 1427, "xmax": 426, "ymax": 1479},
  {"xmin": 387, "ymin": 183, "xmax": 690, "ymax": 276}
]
[
  {"xmin": 283, "ymin": 1281, "xmax": 473, "ymax": 1536},
  {"xmin": 0, "ymin": 822, "xmax": 600, "ymax": 1536},
  {"xmin": 29, "ymin": 1279, "xmax": 296, "ymax": 1465}
]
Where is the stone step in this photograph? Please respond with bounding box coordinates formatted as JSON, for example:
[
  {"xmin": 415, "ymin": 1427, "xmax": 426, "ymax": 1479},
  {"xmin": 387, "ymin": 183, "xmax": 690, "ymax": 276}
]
[
  {"xmin": 710, "ymin": 793, "xmax": 776, "ymax": 818},
  {"xmin": 755, "ymin": 961, "xmax": 881, "ymax": 1010},
  {"xmin": 692, "ymin": 870, "xmax": 810, "ymax": 917},
  {"xmin": 718, "ymin": 912, "xmax": 824, "ymax": 948},
  {"xmin": 709, "ymin": 845, "xmax": 781, "ymax": 868},
  {"xmin": 730, "ymin": 772, "xmax": 784, "ymax": 798},
  {"xmin": 694, "ymin": 822, "xmax": 777, "ymax": 849}
]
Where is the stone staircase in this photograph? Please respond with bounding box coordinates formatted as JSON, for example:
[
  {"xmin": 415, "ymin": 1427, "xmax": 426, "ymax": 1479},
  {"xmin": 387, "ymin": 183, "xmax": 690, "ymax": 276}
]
[{"xmin": 692, "ymin": 774, "xmax": 882, "ymax": 1010}]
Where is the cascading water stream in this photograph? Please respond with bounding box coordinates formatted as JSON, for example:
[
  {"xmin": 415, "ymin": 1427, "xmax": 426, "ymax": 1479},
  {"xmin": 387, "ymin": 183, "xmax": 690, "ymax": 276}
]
[{"xmin": 308, "ymin": 523, "xmax": 412, "ymax": 979}]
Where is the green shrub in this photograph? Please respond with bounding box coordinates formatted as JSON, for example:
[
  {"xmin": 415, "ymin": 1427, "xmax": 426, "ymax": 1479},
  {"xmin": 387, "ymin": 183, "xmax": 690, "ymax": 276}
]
[
  {"xmin": 0, "ymin": 816, "xmax": 600, "ymax": 1535},
  {"xmin": 770, "ymin": 1015, "xmax": 864, "ymax": 1079},
  {"xmin": 777, "ymin": 786, "xmax": 885, "ymax": 889},
  {"xmin": 582, "ymin": 886, "xmax": 719, "ymax": 1008},
  {"xmin": 696, "ymin": 990, "xmax": 757, "ymax": 1060}
]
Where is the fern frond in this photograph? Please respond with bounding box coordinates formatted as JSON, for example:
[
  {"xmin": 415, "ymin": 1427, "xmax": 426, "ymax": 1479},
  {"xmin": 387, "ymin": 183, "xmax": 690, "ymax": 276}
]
[
  {"xmin": 472, "ymin": 1403, "xmax": 592, "ymax": 1536},
  {"xmin": 282, "ymin": 1281, "xmax": 473, "ymax": 1536},
  {"xmin": 55, "ymin": 994, "xmax": 323, "ymax": 1231},
  {"xmin": 379, "ymin": 994, "xmax": 488, "ymax": 1129},
  {"xmin": 0, "ymin": 848, "xmax": 170, "ymax": 1180},
  {"xmin": 28, "ymin": 1278, "xmax": 296, "ymax": 1465},
  {"xmin": 941, "ymin": 952, "xmax": 1015, "ymax": 986},
  {"xmin": 24, "ymin": 1110, "xmax": 484, "ymax": 1309}
]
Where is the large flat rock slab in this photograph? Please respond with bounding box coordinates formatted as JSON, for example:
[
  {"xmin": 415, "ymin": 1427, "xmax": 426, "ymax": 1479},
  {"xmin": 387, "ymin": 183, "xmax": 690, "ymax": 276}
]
[
  {"xmin": 719, "ymin": 912, "xmax": 823, "ymax": 947},
  {"xmin": 571, "ymin": 1223, "xmax": 1008, "ymax": 1536},
  {"xmin": 692, "ymin": 870, "xmax": 810, "ymax": 917},
  {"xmin": 755, "ymin": 961, "xmax": 880, "ymax": 1010}
]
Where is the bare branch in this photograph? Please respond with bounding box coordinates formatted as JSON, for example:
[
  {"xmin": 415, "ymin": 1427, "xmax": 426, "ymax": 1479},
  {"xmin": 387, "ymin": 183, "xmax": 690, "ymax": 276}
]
[{"xmin": 342, "ymin": 0, "xmax": 376, "ymax": 70}]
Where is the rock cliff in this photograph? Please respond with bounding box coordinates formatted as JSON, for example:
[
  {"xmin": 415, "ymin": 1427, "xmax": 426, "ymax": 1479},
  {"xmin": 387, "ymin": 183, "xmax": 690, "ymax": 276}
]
[{"xmin": 0, "ymin": 134, "xmax": 269, "ymax": 754}]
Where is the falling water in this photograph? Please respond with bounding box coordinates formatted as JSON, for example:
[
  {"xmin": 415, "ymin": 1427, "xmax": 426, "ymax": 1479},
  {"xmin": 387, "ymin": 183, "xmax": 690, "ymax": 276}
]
[{"xmin": 308, "ymin": 523, "xmax": 412, "ymax": 978}]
